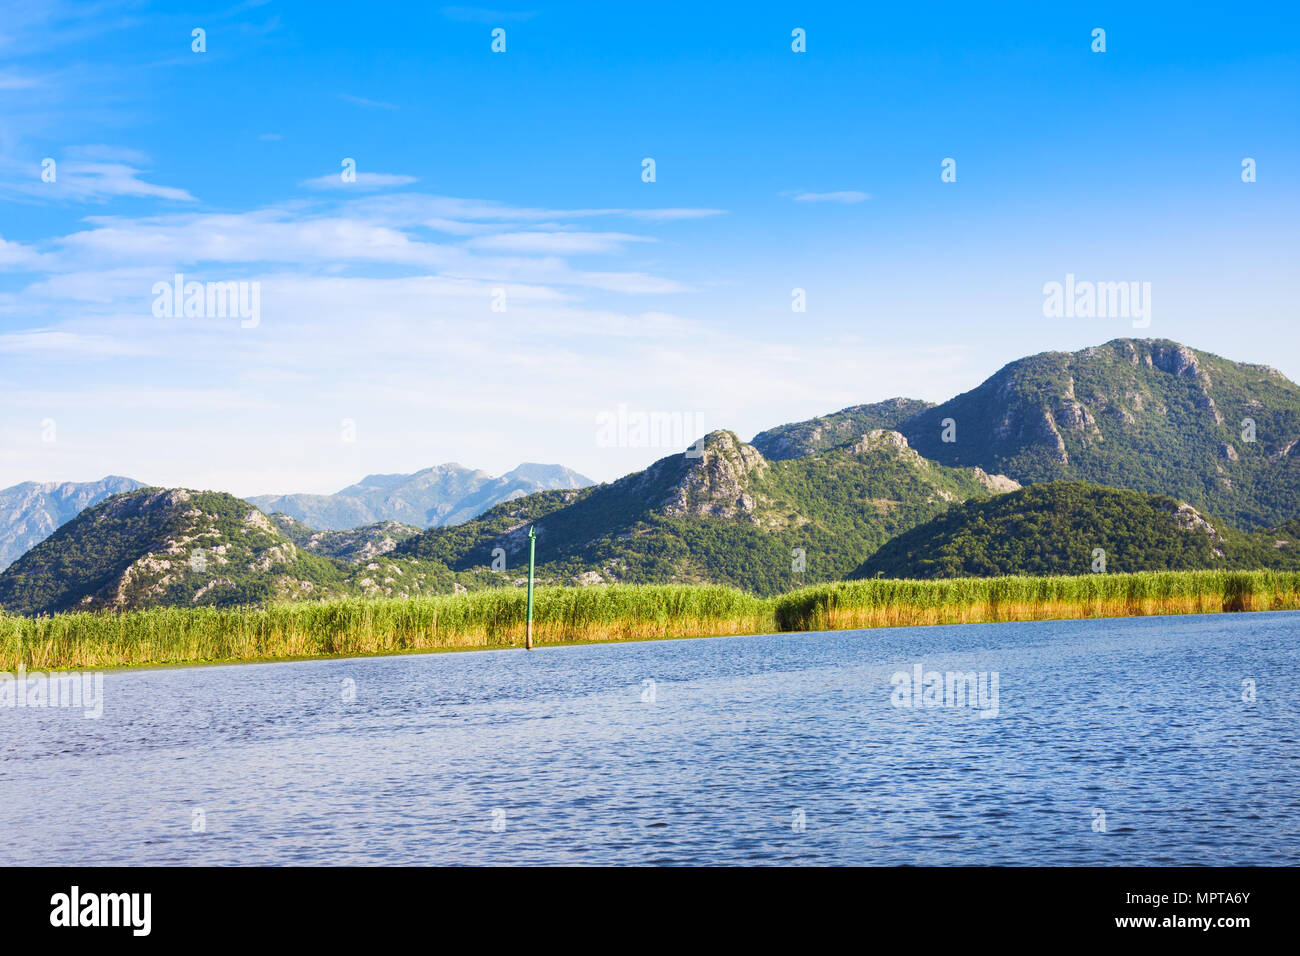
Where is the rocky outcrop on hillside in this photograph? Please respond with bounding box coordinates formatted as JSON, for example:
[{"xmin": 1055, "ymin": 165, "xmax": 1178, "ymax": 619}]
[
  {"xmin": 271, "ymin": 514, "xmax": 422, "ymax": 563},
  {"xmin": 659, "ymin": 431, "xmax": 769, "ymax": 521},
  {"xmin": 751, "ymin": 397, "xmax": 934, "ymax": 460}
]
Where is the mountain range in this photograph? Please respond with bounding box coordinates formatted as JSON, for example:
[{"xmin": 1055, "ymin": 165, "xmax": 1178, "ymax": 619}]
[
  {"xmin": 245, "ymin": 462, "xmax": 593, "ymax": 530},
  {"xmin": 0, "ymin": 462, "xmax": 593, "ymax": 573},
  {"xmin": 395, "ymin": 428, "xmax": 1019, "ymax": 594},
  {"xmin": 3, "ymin": 337, "xmax": 1299, "ymax": 614},
  {"xmin": 0, "ymin": 428, "xmax": 1015, "ymax": 613}
]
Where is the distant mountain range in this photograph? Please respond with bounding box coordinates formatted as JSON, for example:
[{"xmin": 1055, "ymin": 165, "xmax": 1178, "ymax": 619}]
[
  {"xmin": 0, "ymin": 476, "xmax": 146, "ymax": 571},
  {"xmin": 245, "ymin": 462, "xmax": 594, "ymax": 530},
  {"xmin": 3, "ymin": 338, "xmax": 1299, "ymax": 613}
]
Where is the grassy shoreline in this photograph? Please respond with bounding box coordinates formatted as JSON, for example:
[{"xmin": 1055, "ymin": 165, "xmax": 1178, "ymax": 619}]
[{"xmin": 3, "ymin": 570, "xmax": 1298, "ymax": 672}]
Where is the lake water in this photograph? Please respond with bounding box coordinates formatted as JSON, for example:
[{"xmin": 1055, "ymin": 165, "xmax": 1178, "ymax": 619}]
[{"xmin": 2, "ymin": 612, "xmax": 1297, "ymax": 865}]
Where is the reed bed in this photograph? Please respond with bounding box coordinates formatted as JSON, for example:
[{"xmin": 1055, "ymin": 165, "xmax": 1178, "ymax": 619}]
[
  {"xmin": 2, "ymin": 571, "xmax": 1297, "ymax": 671},
  {"xmin": 771, "ymin": 570, "xmax": 1300, "ymax": 631},
  {"xmin": 0, "ymin": 584, "xmax": 770, "ymax": 670}
]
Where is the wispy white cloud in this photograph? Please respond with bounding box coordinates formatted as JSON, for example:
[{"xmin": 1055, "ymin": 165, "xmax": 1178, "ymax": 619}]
[
  {"xmin": 347, "ymin": 194, "xmax": 726, "ymax": 225},
  {"xmin": 422, "ymin": 217, "xmax": 501, "ymax": 236},
  {"xmin": 464, "ymin": 231, "xmax": 655, "ymax": 255},
  {"xmin": 337, "ymin": 93, "xmax": 399, "ymax": 111},
  {"xmin": 237, "ymin": 14, "xmax": 282, "ymax": 37},
  {"xmin": 0, "ymin": 235, "xmax": 51, "ymax": 270},
  {"xmin": 10, "ymin": 194, "xmax": 721, "ymax": 288},
  {"xmin": 0, "ymin": 0, "xmax": 140, "ymax": 56},
  {"xmin": 0, "ymin": 329, "xmax": 145, "ymax": 356},
  {"xmin": 301, "ymin": 171, "xmax": 419, "ymax": 191},
  {"xmin": 65, "ymin": 144, "xmax": 152, "ymax": 164},
  {"xmin": 49, "ymin": 161, "xmax": 196, "ymax": 201},
  {"xmin": 569, "ymin": 271, "xmax": 688, "ymax": 294},
  {"xmin": 0, "ymin": 148, "xmax": 196, "ymax": 203},
  {"xmin": 0, "ymin": 70, "xmax": 41, "ymax": 91},
  {"xmin": 618, "ymin": 207, "xmax": 727, "ymax": 221},
  {"xmin": 790, "ymin": 190, "xmax": 870, "ymax": 204},
  {"xmin": 0, "ymin": 186, "xmax": 737, "ymax": 488}
]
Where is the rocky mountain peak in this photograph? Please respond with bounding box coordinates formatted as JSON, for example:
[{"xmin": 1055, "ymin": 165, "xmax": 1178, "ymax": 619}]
[
  {"xmin": 660, "ymin": 431, "xmax": 769, "ymax": 521},
  {"xmin": 848, "ymin": 428, "xmax": 919, "ymax": 458}
]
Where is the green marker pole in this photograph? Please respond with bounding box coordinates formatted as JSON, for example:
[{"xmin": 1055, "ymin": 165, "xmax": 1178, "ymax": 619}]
[{"xmin": 525, "ymin": 524, "xmax": 537, "ymax": 650}]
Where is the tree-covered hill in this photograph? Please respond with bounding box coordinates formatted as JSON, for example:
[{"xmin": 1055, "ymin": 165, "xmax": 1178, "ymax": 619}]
[
  {"xmin": 852, "ymin": 481, "xmax": 1300, "ymax": 580},
  {"xmin": 0, "ymin": 489, "xmax": 459, "ymax": 615}
]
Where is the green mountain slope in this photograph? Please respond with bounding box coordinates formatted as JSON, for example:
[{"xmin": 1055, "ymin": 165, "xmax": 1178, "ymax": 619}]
[
  {"xmin": 0, "ymin": 489, "xmax": 457, "ymax": 615},
  {"xmin": 396, "ymin": 429, "xmax": 1020, "ymax": 595},
  {"xmin": 751, "ymin": 398, "xmax": 934, "ymax": 460},
  {"xmin": 894, "ymin": 338, "xmax": 1300, "ymax": 528},
  {"xmin": 852, "ymin": 481, "xmax": 1300, "ymax": 579}
]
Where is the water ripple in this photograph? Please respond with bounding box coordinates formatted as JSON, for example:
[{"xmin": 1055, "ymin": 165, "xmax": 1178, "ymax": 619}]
[{"xmin": 1, "ymin": 611, "xmax": 1297, "ymax": 865}]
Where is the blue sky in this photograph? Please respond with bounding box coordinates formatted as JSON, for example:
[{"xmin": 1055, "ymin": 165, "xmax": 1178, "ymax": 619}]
[{"xmin": 1, "ymin": 1, "xmax": 1297, "ymax": 495}]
